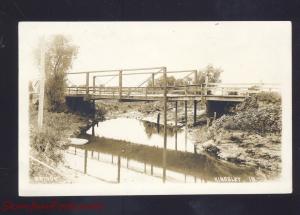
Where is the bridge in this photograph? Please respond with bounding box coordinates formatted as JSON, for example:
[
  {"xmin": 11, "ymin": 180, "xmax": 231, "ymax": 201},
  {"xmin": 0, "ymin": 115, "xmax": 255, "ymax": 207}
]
[
  {"xmin": 65, "ymin": 66, "xmax": 279, "ymax": 120},
  {"xmin": 65, "ymin": 66, "xmax": 279, "ymax": 101},
  {"xmin": 64, "ymin": 66, "xmax": 279, "ymax": 182}
]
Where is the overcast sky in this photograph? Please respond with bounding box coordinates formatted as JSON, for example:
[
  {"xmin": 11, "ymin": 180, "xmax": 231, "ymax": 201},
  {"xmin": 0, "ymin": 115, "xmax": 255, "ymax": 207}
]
[{"xmin": 19, "ymin": 22, "xmax": 291, "ymax": 86}]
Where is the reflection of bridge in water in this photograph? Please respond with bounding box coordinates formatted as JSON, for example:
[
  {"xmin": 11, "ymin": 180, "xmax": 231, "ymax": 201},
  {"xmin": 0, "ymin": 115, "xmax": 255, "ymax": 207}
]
[
  {"xmin": 66, "ymin": 135, "xmax": 257, "ymax": 184},
  {"xmin": 65, "ymin": 66, "xmax": 279, "ymax": 182}
]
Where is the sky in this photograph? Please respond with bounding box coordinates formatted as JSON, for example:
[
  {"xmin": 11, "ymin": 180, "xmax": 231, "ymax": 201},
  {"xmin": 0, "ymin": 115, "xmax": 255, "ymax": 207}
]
[{"xmin": 19, "ymin": 21, "xmax": 291, "ymax": 87}]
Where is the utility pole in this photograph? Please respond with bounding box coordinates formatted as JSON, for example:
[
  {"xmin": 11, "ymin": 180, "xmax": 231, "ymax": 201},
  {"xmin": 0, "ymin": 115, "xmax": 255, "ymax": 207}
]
[
  {"xmin": 163, "ymin": 67, "xmax": 167, "ymax": 183},
  {"xmin": 38, "ymin": 38, "xmax": 45, "ymax": 129}
]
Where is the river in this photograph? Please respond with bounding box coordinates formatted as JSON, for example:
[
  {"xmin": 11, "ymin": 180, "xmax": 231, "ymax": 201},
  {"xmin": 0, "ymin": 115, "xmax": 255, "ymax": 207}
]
[{"xmin": 65, "ymin": 118, "xmax": 259, "ymax": 183}]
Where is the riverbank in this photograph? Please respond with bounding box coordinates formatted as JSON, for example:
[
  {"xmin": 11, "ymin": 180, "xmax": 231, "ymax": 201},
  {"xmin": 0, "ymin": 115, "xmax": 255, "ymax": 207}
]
[
  {"xmin": 29, "ymin": 106, "xmax": 90, "ymax": 183},
  {"xmin": 194, "ymin": 92, "xmax": 282, "ymax": 179}
]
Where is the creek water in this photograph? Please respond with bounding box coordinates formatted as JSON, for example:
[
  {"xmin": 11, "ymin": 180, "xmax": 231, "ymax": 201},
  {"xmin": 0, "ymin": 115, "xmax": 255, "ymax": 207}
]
[{"xmin": 66, "ymin": 118, "xmax": 259, "ymax": 184}]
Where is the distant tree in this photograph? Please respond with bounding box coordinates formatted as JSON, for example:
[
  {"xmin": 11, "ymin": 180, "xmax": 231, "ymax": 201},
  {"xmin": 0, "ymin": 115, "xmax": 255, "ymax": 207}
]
[
  {"xmin": 36, "ymin": 35, "xmax": 78, "ymax": 111},
  {"xmin": 175, "ymin": 76, "xmax": 192, "ymax": 86},
  {"xmin": 197, "ymin": 64, "xmax": 223, "ymax": 84},
  {"xmin": 147, "ymin": 64, "xmax": 222, "ymax": 87},
  {"xmin": 147, "ymin": 75, "xmax": 177, "ymax": 87}
]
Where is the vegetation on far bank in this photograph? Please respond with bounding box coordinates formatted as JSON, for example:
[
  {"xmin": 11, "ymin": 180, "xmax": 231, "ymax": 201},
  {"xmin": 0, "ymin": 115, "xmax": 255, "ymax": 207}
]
[{"xmin": 208, "ymin": 91, "xmax": 281, "ymax": 139}]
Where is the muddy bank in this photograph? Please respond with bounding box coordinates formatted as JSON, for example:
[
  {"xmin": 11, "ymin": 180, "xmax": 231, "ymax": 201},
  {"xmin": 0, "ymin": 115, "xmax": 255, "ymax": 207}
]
[
  {"xmin": 195, "ymin": 129, "xmax": 281, "ymax": 177},
  {"xmin": 193, "ymin": 93, "xmax": 282, "ymax": 179}
]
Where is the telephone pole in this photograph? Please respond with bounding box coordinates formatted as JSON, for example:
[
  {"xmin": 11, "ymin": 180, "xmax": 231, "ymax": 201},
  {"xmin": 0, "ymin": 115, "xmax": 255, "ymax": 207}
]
[{"xmin": 38, "ymin": 38, "xmax": 45, "ymax": 129}]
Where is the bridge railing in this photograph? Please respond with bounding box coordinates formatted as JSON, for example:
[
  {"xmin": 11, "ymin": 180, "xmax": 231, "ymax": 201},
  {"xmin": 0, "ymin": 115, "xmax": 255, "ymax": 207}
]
[{"xmin": 65, "ymin": 83, "xmax": 280, "ymax": 98}]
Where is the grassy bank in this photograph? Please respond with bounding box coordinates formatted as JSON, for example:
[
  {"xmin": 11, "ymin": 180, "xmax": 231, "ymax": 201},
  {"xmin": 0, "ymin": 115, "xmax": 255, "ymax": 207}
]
[
  {"xmin": 195, "ymin": 92, "xmax": 282, "ymax": 177},
  {"xmin": 29, "ymin": 105, "xmax": 89, "ymax": 183}
]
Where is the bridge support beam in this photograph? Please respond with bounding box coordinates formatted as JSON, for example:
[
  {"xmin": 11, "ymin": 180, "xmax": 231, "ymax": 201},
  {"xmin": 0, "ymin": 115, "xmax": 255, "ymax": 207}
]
[
  {"xmin": 174, "ymin": 101, "xmax": 178, "ymax": 128},
  {"xmin": 117, "ymin": 155, "xmax": 121, "ymax": 183},
  {"xmin": 193, "ymin": 100, "xmax": 197, "ymax": 125},
  {"xmin": 184, "ymin": 101, "xmax": 188, "ymax": 125},
  {"xmin": 84, "ymin": 149, "xmax": 88, "ymax": 174}
]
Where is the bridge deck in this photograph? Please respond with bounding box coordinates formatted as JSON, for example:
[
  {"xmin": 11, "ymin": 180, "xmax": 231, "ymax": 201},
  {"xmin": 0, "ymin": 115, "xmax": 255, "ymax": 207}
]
[
  {"xmin": 66, "ymin": 92, "xmax": 246, "ymax": 102},
  {"xmin": 65, "ymin": 83, "xmax": 279, "ymax": 103}
]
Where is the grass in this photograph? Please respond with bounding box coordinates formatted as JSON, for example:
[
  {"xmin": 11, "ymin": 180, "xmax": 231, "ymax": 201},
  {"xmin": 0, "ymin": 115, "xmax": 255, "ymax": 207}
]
[{"xmin": 29, "ymin": 104, "xmax": 88, "ymax": 182}]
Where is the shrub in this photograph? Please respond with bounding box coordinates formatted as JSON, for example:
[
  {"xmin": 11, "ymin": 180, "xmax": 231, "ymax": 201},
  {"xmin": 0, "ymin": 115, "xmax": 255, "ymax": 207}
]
[
  {"xmin": 256, "ymin": 91, "xmax": 281, "ymax": 104},
  {"xmin": 208, "ymin": 92, "xmax": 282, "ymax": 136},
  {"xmin": 211, "ymin": 104, "xmax": 281, "ymax": 134},
  {"xmin": 30, "ymin": 110, "xmax": 86, "ymax": 166}
]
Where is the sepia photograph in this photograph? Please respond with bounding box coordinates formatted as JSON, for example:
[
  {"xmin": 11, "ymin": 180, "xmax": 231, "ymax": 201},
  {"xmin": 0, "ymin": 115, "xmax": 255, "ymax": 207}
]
[{"xmin": 18, "ymin": 21, "xmax": 292, "ymax": 195}]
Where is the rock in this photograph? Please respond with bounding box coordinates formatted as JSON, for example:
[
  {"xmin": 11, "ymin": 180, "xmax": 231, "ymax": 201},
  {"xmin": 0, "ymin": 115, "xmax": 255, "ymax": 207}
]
[
  {"xmin": 217, "ymin": 143, "xmax": 246, "ymax": 164},
  {"xmin": 229, "ymin": 131, "xmax": 244, "ymax": 143},
  {"xmin": 201, "ymin": 140, "xmax": 215, "ymax": 148},
  {"xmin": 205, "ymin": 145, "xmax": 220, "ymax": 156},
  {"xmin": 200, "ymin": 140, "xmax": 220, "ymax": 156}
]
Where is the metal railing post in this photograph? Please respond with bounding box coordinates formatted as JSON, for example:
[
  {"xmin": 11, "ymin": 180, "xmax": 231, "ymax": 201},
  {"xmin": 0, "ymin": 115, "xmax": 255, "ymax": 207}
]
[
  {"xmin": 86, "ymin": 72, "xmax": 90, "ymax": 95},
  {"xmin": 93, "ymin": 76, "xmax": 96, "ymax": 94},
  {"xmin": 119, "ymin": 70, "xmax": 122, "ymax": 100}
]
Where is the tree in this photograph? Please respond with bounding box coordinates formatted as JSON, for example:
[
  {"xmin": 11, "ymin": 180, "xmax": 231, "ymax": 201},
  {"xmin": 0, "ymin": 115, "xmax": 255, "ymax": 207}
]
[
  {"xmin": 197, "ymin": 64, "xmax": 222, "ymax": 84},
  {"xmin": 147, "ymin": 64, "xmax": 223, "ymax": 87},
  {"xmin": 36, "ymin": 35, "xmax": 78, "ymax": 111},
  {"xmin": 147, "ymin": 75, "xmax": 177, "ymax": 87}
]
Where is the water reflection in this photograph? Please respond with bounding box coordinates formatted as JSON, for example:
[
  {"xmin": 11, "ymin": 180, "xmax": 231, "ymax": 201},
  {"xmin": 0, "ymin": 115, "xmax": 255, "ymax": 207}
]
[
  {"xmin": 87, "ymin": 118, "xmax": 195, "ymax": 153},
  {"xmin": 142, "ymin": 121, "xmax": 180, "ymax": 138},
  {"xmin": 66, "ymin": 135, "xmax": 258, "ymax": 184}
]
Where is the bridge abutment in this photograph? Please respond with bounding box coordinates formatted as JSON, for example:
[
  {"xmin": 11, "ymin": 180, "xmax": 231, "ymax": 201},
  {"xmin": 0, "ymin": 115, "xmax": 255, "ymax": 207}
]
[
  {"xmin": 65, "ymin": 96, "xmax": 95, "ymax": 117},
  {"xmin": 206, "ymin": 100, "xmax": 239, "ymax": 119}
]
